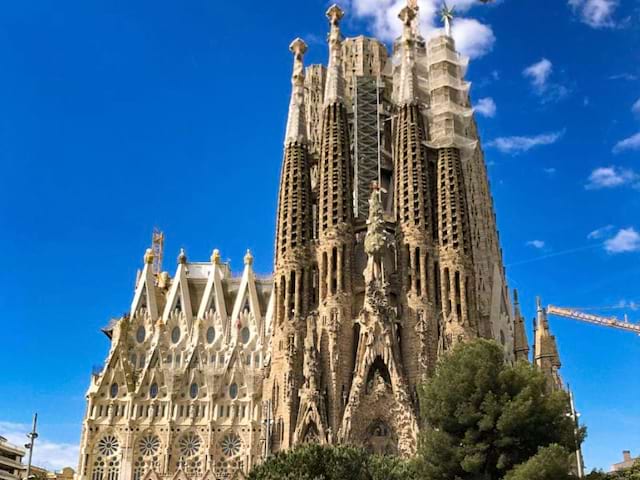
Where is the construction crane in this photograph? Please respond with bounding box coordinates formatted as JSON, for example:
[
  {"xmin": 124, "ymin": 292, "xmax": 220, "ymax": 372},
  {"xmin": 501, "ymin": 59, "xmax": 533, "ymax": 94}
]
[
  {"xmin": 151, "ymin": 228, "xmax": 164, "ymax": 276},
  {"xmin": 547, "ymin": 305, "xmax": 640, "ymax": 335}
]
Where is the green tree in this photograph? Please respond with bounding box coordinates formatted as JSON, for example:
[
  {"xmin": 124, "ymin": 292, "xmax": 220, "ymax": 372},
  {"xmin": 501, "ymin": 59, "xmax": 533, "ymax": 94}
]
[
  {"xmin": 417, "ymin": 339, "xmax": 582, "ymax": 480},
  {"xmin": 503, "ymin": 444, "xmax": 574, "ymax": 480},
  {"xmin": 247, "ymin": 443, "xmax": 418, "ymax": 480}
]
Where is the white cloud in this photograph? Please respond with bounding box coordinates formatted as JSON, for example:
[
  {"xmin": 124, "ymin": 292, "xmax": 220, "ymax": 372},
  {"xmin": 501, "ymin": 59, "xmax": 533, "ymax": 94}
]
[
  {"xmin": 568, "ymin": 0, "xmax": 619, "ymax": 28},
  {"xmin": 605, "ymin": 228, "xmax": 640, "ymax": 253},
  {"xmin": 632, "ymin": 98, "xmax": 640, "ymax": 115},
  {"xmin": 0, "ymin": 421, "xmax": 79, "ymax": 471},
  {"xmin": 585, "ymin": 166, "xmax": 639, "ymax": 190},
  {"xmin": 473, "ymin": 97, "xmax": 496, "ymax": 118},
  {"xmin": 522, "ymin": 58, "xmax": 569, "ymax": 103},
  {"xmin": 608, "ymin": 73, "xmax": 638, "ymax": 81},
  {"xmin": 613, "ymin": 132, "xmax": 640, "ymax": 153},
  {"xmin": 523, "ymin": 58, "xmax": 553, "ymax": 91},
  {"xmin": 487, "ymin": 130, "xmax": 565, "ymax": 154},
  {"xmin": 587, "ymin": 225, "xmax": 614, "ymax": 240},
  {"xmin": 614, "ymin": 299, "xmax": 640, "ymax": 311},
  {"xmin": 527, "ymin": 240, "xmax": 546, "ymax": 249},
  {"xmin": 346, "ymin": 0, "xmax": 496, "ymax": 58},
  {"xmin": 543, "ymin": 167, "xmax": 557, "ymax": 175}
]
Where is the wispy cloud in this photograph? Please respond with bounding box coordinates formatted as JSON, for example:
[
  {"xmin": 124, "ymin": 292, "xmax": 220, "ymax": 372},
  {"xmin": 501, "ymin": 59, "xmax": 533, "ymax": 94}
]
[
  {"xmin": 568, "ymin": 0, "xmax": 620, "ymax": 28},
  {"xmin": 522, "ymin": 58, "xmax": 569, "ymax": 103},
  {"xmin": 608, "ymin": 73, "xmax": 638, "ymax": 81},
  {"xmin": 487, "ymin": 130, "xmax": 565, "ymax": 155},
  {"xmin": 345, "ymin": 0, "xmax": 496, "ymax": 59},
  {"xmin": 632, "ymin": 98, "xmax": 640, "ymax": 116},
  {"xmin": 526, "ymin": 240, "xmax": 546, "ymax": 249},
  {"xmin": 543, "ymin": 167, "xmax": 557, "ymax": 175},
  {"xmin": 604, "ymin": 228, "xmax": 640, "ymax": 254},
  {"xmin": 613, "ymin": 132, "xmax": 640, "ymax": 153},
  {"xmin": 587, "ymin": 225, "xmax": 615, "ymax": 240},
  {"xmin": 473, "ymin": 97, "xmax": 496, "ymax": 118},
  {"xmin": 523, "ymin": 58, "xmax": 552, "ymax": 91},
  {"xmin": 0, "ymin": 421, "xmax": 79, "ymax": 471},
  {"xmin": 614, "ymin": 299, "xmax": 640, "ymax": 311},
  {"xmin": 585, "ymin": 166, "xmax": 639, "ymax": 190}
]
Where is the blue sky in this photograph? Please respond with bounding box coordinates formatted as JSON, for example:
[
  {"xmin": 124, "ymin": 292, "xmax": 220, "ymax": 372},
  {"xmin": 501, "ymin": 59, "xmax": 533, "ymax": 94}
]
[{"xmin": 0, "ymin": 0, "xmax": 639, "ymax": 472}]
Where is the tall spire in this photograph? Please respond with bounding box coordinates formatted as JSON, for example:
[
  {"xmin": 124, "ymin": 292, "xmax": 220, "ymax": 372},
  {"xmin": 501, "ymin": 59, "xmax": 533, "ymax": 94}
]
[
  {"xmin": 324, "ymin": 4, "xmax": 345, "ymax": 106},
  {"xmin": 513, "ymin": 289, "xmax": 530, "ymax": 362},
  {"xmin": 440, "ymin": 2, "xmax": 455, "ymax": 37},
  {"xmin": 397, "ymin": 6, "xmax": 417, "ymax": 105},
  {"xmin": 284, "ymin": 38, "xmax": 308, "ymax": 146}
]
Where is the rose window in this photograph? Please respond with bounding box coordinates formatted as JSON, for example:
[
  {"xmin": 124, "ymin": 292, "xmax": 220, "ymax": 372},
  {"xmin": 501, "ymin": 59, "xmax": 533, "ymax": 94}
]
[
  {"xmin": 220, "ymin": 434, "xmax": 242, "ymax": 457},
  {"xmin": 138, "ymin": 434, "xmax": 160, "ymax": 456},
  {"xmin": 97, "ymin": 435, "xmax": 119, "ymax": 456},
  {"xmin": 179, "ymin": 432, "xmax": 201, "ymax": 457}
]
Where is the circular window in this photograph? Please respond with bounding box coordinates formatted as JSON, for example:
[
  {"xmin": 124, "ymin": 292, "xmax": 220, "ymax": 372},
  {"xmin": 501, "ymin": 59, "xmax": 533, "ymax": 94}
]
[
  {"xmin": 220, "ymin": 433, "xmax": 241, "ymax": 457},
  {"xmin": 97, "ymin": 435, "xmax": 119, "ymax": 456},
  {"xmin": 136, "ymin": 326, "xmax": 146, "ymax": 343},
  {"xmin": 171, "ymin": 326, "xmax": 180, "ymax": 344},
  {"xmin": 189, "ymin": 383, "xmax": 199, "ymax": 399},
  {"xmin": 179, "ymin": 432, "xmax": 201, "ymax": 457},
  {"xmin": 110, "ymin": 383, "xmax": 119, "ymax": 398},
  {"xmin": 229, "ymin": 383, "xmax": 238, "ymax": 399},
  {"xmin": 138, "ymin": 434, "xmax": 160, "ymax": 456},
  {"xmin": 240, "ymin": 327, "xmax": 250, "ymax": 344},
  {"xmin": 149, "ymin": 383, "xmax": 158, "ymax": 399},
  {"xmin": 206, "ymin": 326, "xmax": 216, "ymax": 344}
]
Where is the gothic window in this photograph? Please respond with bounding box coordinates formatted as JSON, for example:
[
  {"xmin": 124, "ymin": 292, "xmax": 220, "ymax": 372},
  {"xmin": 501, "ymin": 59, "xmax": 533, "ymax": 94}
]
[
  {"xmin": 229, "ymin": 383, "xmax": 238, "ymax": 400},
  {"xmin": 240, "ymin": 327, "xmax": 250, "ymax": 344},
  {"xmin": 220, "ymin": 433, "xmax": 242, "ymax": 457},
  {"xmin": 106, "ymin": 457, "xmax": 119, "ymax": 480},
  {"xmin": 91, "ymin": 458, "xmax": 104, "ymax": 480},
  {"xmin": 171, "ymin": 326, "xmax": 181, "ymax": 344},
  {"xmin": 178, "ymin": 432, "xmax": 201, "ymax": 457},
  {"xmin": 97, "ymin": 435, "xmax": 119, "ymax": 456},
  {"xmin": 136, "ymin": 326, "xmax": 146, "ymax": 343},
  {"xmin": 138, "ymin": 434, "xmax": 160, "ymax": 456},
  {"xmin": 109, "ymin": 383, "xmax": 119, "ymax": 399},
  {"xmin": 206, "ymin": 326, "xmax": 216, "ymax": 344},
  {"xmin": 149, "ymin": 383, "xmax": 158, "ymax": 399},
  {"xmin": 189, "ymin": 383, "xmax": 199, "ymax": 399}
]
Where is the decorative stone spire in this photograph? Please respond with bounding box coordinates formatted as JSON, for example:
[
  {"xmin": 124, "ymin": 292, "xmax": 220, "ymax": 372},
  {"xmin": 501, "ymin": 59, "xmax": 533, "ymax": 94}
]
[
  {"xmin": 534, "ymin": 297, "xmax": 563, "ymax": 390},
  {"xmin": 364, "ymin": 184, "xmax": 390, "ymax": 284},
  {"xmin": 211, "ymin": 248, "xmax": 221, "ymax": 265},
  {"xmin": 144, "ymin": 248, "xmax": 154, "ymax": 264},
  {"xmin": 324, "ymin": 4, "xmax": 345, "ymax": 106},
  {"xmin": 284, "ymin": 38, "xmax": 308, "ymax": 146},
  {"xmin": 177, "ymin": 248, "xmax": 187, "ymax": 265},
  {"xmin": 397, "ymin": 6, "xmax": 417, "ymax": 105},
  {"xmin": 244, "ymin": 249, "xmax": 254, "ymax": 266},
  {"xmin": 513, "ymin": 289, "xmax": 530, "ymax": 361},
  {"xmin": 440, "ymin": 2, "xmax": 455, "ymax": 37}
]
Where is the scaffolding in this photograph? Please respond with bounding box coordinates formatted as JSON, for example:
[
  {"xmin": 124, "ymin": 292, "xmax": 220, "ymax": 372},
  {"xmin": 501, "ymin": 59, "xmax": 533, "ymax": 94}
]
[{"xmin": 353, "ymin": 76, "xmax": 385, "ymax": 220}]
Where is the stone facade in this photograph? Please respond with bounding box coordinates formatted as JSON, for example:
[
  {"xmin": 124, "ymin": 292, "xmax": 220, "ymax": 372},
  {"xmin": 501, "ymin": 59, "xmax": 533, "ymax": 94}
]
[{"xmin": 78, "ymin": 3, "xmax": 527, "ymax": 479}]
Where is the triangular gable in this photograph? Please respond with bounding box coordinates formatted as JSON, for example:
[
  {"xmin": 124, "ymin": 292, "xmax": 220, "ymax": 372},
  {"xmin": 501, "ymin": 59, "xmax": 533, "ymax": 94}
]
[
  {"xmin": 199, "ymin": 470, "xmax": 216, "ymax": 480},
  {"xmin": 141, "ymin": 471, "xmax": 161, "ymax": 480},
  {"xmin": 131, "ymin": 251, "xmax": 159, "ymax": 320},
  {"xmin": 171, "ymin": 469, "xmax": 189, "ymax": 480},
  {"xmin": 230, "ymin": 258, "xmax": 262, "ymax": 341},
  {"xmin": 197, "ymin": 256, "xmax": 228, "ymax": 320},
  {"xmin": 163, "ymin": 260, "xmax": 193, "ymax": 323}
]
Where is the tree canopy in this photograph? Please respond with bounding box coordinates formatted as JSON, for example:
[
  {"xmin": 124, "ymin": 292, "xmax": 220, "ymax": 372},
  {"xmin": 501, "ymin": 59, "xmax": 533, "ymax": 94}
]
[
  {"xmin": 417, "ymin": 339, "xmax": 581, "ymax": 480},
  {"xmin": 247, "ymin": 443, "xmax": 417, "ymax": 480}
]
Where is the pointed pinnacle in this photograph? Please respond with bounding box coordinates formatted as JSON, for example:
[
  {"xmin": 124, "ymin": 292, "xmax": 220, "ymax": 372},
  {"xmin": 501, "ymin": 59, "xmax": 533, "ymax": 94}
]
[
  {"xmin": 326, "ymin": 4, "xmax": 345, "ymax": 25},
  {"xmin": 289, "ymin": 37, "xmax": 308, "ymax": 57},
  {"xmin": 399, "ymin": 5, "xmax": 417, "ymax": 27}
]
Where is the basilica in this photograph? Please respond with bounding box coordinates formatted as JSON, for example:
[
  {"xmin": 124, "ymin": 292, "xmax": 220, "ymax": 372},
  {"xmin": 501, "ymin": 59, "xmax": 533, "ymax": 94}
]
[{"xmin": 77, "ymin": 2, "xmax": 557, "ymax": 479}]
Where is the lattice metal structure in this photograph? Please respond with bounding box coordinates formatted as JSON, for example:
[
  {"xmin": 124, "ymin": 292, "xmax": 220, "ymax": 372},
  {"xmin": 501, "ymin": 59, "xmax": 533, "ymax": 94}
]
[{"xmin": 353, "ymin": 76, "xmax": 383, "ymax": 220}]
